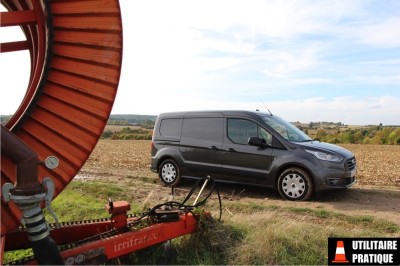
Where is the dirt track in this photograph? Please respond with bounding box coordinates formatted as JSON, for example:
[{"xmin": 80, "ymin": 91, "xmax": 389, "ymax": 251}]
[{"xmin": 79, "ymin": 140, "xmax": 400, "ymax": 227}]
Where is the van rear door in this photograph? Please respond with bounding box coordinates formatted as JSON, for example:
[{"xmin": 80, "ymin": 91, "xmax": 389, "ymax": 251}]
[{"xmin": 179, "ymin": 117, "xmax": 224, "ymax": 178}]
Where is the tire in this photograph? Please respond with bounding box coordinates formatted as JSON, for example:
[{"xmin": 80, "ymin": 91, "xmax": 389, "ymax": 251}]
[
  {"xmin": 158, "ymin": 159, "xmax": 181, "ymax": 186},
  {"xmin": 277, "ymin": 167, "xmax": 314, "ymax": 201}
]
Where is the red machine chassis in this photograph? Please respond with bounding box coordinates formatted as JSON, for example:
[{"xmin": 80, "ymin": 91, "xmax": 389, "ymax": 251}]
[{"xmin": 2, "ymin": 201, "xmax": 199, "ymax": 264}]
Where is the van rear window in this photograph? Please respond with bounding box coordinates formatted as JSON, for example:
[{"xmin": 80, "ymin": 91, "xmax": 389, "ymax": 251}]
[{"xmin": 159, "ymin": 118, "xmax": 183, "ymax": 137}]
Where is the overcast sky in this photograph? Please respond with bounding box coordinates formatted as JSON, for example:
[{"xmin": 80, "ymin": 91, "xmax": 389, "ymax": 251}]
[{"xmin": 1, "ymin": 0, "xmax": 399, "ymax": 125}]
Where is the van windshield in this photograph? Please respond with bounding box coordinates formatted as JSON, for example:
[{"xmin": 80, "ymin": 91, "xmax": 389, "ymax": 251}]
[{"xmin": 260, "ymin": 115, "xmax": 312, "ymax": 142}]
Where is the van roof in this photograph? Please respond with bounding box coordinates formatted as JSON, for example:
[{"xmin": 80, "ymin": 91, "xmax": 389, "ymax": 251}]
[{"xmin": 157, "ymin": 110, "xmax": 273, "ymax": 119}]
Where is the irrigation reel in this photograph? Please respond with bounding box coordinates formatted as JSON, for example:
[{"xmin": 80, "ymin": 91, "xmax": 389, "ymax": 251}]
[{"xmin": 0, "ymin": 0, "xmax": 218, "ymax": 264}]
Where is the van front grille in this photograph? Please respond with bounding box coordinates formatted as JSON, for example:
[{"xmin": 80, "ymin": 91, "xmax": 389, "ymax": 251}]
[
  {"xmin": 346, "ymin": 176, "xmax": 356, "ymax": 185},
  {"xmin": 346, "ymin": 157, "xmax": 356, "ymax": 170}
]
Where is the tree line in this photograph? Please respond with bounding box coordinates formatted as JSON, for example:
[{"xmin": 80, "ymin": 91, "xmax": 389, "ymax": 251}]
[
  {"xmin": 4, "ymin": 113, "xmax": 397, "ymax": 144},
  {"xmin": 312, "ymin": 126, "xmax": 400, "ymax": 145},
  {"xmin": 101, "ymin": 127, "xmax": 152, "ymax": 140},
  {"xmin": 102, "ymin": 125, "xmax": 400, "ymax": 144},
  {"xmin": 108, "ymin": 114, "xmax": 156, "ymax": 125}
]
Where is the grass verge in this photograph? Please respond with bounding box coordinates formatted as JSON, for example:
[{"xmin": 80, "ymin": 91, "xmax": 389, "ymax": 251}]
[{"xmin": 3, "ymin": 181, "xmax": 399, "ymax": 265}]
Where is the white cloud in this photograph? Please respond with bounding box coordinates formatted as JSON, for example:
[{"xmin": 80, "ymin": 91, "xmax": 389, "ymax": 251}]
[
  {"xmin": 293, "ymin": 78, "xmax": 334, "ymax": 85},
  {"xmin": 356, "ymin": 59, "xmax": 400, "ymax": 66},
  {"xmin": 262, "ymin": 47, "xmax": 321, "ymax": 78},
  {"xmin": 0, "ymin": 51, "xmax": 30, "ymax": 114},
  {"xmin": 356, "ymin": 18, "xmax": 400, "ymax": 48},
  {"xmin": 266, "ymin": 96, "xmax": 400, "ymax": 125},
  {"xmin": 354, "ymin": 75, "xmax": 400, "ymax": 85},
  {"xmin": 0, "ymin": 26, "xmax": 26, "ymax": 43},
  {"xmin": 2, "ymin": 0, "xmax": 399, "ymax": 126},
  {"xmin": 113, "ymin": 87, "xmax": 399, "ymax": 125}
]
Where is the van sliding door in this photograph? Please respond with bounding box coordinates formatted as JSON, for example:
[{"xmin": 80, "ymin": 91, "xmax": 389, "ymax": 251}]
[{"xmin": 180, "ymin": 117, "xmax": 224, "ymax": 178}]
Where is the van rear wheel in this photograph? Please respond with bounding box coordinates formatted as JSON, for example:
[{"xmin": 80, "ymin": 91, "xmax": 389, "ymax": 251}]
[
  {"xmin": 277, "ymin": 167, "xmax": 313, "ymax": 201},
  {"xmin": 159, "ymin": 159, "xmax": 181, "ymax": 186}
]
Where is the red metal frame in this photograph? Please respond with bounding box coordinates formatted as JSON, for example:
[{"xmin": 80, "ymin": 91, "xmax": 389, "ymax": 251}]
[
  {"xmin": 3, "ymin": 201, "xmax": 199, "ymax": 264},
  {"xmin": 0, "ymin": 236, "xmax": 5, "ymax": 264},
  {"xmin": 0, "ymin": 0, "xmax": 48, "ymax": 129},
  {"xmin": 61, "ymin": 213, "xmax": 198, "ymax": 264}
]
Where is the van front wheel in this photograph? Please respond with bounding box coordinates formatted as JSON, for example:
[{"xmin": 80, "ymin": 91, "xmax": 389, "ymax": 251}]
[
  {"xmin": 277, "ymin": 168, "xmax": 313, "ymax": 201},
  {"xmin": 159, "ymin": 159, "xmax": 181, "ymax": 186}
]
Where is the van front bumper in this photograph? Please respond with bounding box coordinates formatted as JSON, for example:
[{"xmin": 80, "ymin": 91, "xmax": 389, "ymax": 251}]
[{"xmin": 313, "ymin": 167, "xmax": 357, "ymax": 192}]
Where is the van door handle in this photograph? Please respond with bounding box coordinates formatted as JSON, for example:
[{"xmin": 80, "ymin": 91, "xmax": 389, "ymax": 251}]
[
  {"xmin": 209, "ymin": 145, "xmax": 218, "ymax": 150},
  {"xmin": 226, "ymin": 148, "xmax": 236, "ymax": 152}
]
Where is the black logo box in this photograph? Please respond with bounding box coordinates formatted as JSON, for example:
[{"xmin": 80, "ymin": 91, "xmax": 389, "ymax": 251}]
[{"xmin": 328, "ymin": 238, "xmax": 399, "ymax": 265}]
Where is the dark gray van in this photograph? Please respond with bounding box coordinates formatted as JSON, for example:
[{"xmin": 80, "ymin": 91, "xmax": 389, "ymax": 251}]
[{"xmin": 150, "ymin": 110, "xmax": 356, "ymax": 200}]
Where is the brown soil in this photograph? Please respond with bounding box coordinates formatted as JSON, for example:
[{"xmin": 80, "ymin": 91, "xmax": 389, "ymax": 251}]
[{"xmin": 78, "ymin": 140, "xmax": 400, "ymax": 226}]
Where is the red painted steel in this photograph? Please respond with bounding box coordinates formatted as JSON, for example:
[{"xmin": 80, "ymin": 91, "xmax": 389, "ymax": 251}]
[
  {"xmin": 0, "ymin": 40, "xmax": 30, "ymax": 52},
  {"xmin": 1, "ymin": 0, "xmax": 123, "ymax": 236},
  {"xmin": 0, "ymin": 10, "xmax": 36, "ymax": 26},
  {"xmin": 4, "ymin": 202, "xmax": 199, "ymax": 264},
  {"xmin": 59, "ymin": 213, "xmax": 197, "ymax": 264},
  {"xmin": 0, "ymin": 236, "xmax": 4, "ymax": 263},
  {"xmin": 1, "ymin": 1, "xmax": 201, "ymax": 264}
]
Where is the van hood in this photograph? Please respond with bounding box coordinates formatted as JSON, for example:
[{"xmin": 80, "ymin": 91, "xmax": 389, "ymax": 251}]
[{"xmin": 294, "ymin": 141, "xmax": 354, "ymax": 158}]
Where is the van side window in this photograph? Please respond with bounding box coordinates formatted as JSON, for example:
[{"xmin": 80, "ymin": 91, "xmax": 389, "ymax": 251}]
[
  {"xmin": 228, "ymin": 119, "xmax": 272, "ymax": 145},
  {"xmin": 159, "ymin": 118, "xmax": 183, "ymax": 137},
  {"xmin": 181, "ymin": 118, "xmax": 223, "ymax": 143}
]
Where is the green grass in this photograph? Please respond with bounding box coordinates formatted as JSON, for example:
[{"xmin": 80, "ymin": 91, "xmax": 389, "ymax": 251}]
[
  {"xmin": 166, "ymin": 201, "xmax": 399, "ymax": 265},
  {"xmin": 126, "ymin": 175, "xmax": 159, "ymax": 184},
  {"xmin": 121, "ymin": 201, "xmax": 399, "ymax": 265},
  {"xmin": 3, "ymin": 181, "xmax": 399, "ymax": 265},
  {"xmin": 3, "ymin": 181, "xmax": 134, "ymax": 264}
]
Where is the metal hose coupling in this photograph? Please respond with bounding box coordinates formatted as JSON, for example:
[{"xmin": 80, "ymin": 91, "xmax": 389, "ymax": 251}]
[
  {"xmin": 2, "ymin": 177, "xmax": 58, "ymax": 241},
  {"xmin": 17, "ymin": 194, "xmax": 49, "ymax": 241},
  {"xmin": 3, "ymin": 177, "xmax": 64, "ymax": 265}
]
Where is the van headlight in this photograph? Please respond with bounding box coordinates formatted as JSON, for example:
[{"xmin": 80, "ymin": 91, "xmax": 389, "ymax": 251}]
[{"xmin": 305, "ymin": 150, "xmax": 343, "ymax": 163}]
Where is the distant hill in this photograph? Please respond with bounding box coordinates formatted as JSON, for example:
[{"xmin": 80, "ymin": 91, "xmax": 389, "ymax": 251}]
[
  {"xmin": 107, "ymin": 114, "xmax": 156, "ymax": 126},
  {"xmin": 1, "ymin": 114, "xmax": 157, "ymax": 126},
  {"xmin": 3, "ymin": 114, "xmax": 399, "ymax": 144}
]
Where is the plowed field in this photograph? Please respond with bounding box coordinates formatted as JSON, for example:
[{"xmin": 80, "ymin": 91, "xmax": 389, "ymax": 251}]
[{"xmin": 79, "ymin": 141, "xmax": 400, "ymax": 226}]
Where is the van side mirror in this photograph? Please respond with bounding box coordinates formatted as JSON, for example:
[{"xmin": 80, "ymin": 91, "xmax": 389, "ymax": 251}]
[{"xmin": 248, "ymin": 137, "xmax": 270, "ymax": 148}]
